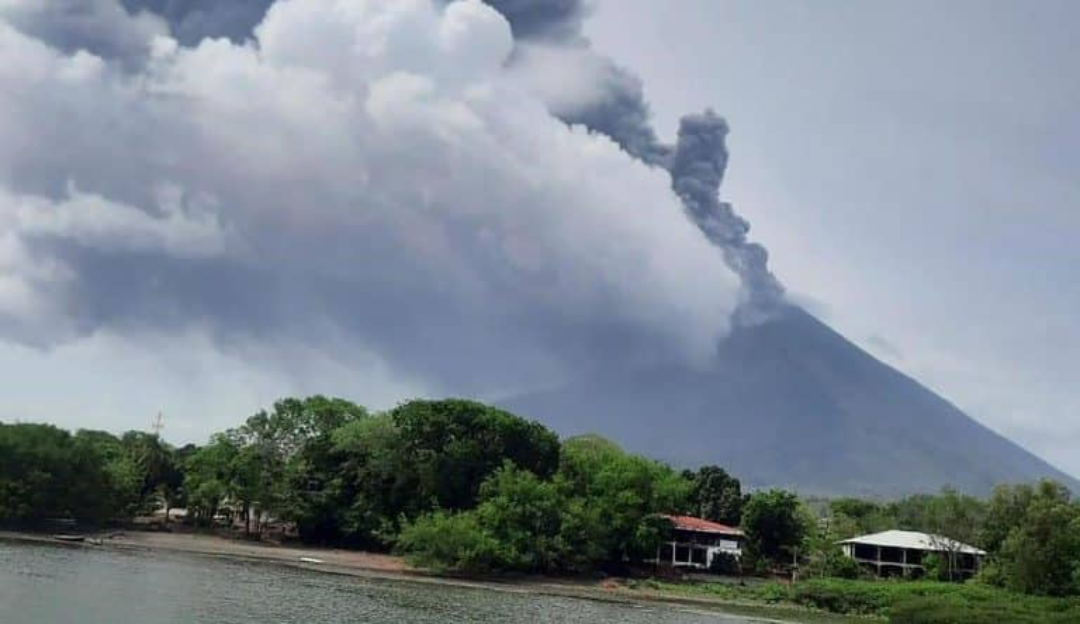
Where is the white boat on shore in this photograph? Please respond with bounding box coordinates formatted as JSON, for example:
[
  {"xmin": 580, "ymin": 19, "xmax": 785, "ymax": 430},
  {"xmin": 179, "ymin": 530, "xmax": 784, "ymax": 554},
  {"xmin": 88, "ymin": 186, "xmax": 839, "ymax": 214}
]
[{"xmin": 52, "ymin": 534, "xmax": 85, "ymax": 543}]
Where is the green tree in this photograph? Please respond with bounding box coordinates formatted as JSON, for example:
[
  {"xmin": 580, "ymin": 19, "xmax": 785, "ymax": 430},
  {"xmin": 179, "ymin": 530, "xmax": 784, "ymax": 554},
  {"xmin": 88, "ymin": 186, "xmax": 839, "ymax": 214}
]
[
  {"xmin": 979, "ymin": 483, "xmax": 1035, "ymax": 554},
  {"xmin": 555, "ymin": 435, "xmax": 691, "ymax": 568},
  {"xmin": 473, "ymin": 463, "xmax": 563, "ymax": 571},
  {"xmin": 395, "ymin": 435, "xmax": 693, "ymax": 573},
  {"xmin": 996, "ymin": 481, "xmax": 1080, "ymax": 596},
  {"xmin": 396, "ymin": 510, "xmax": 499, "ymax": 572},
  {"xmin": 389, "ymin": 399, "xmax": 561, "ymax": 513},
  {"xmin": 0, "ymin": 423, "xmax": 121, "ymax": 524},
  {"xmin": 214, "ymin": 396, "xmax": 370, "ymax": 536},
  {"xmin": 687, "ymin": 465, "xmax": 744, "ymax": 526},
  {"xmin": 828, "ymin": 498, "xmax": 893, "ymax": 537},
  {"xmin": 119, "ymin": 431, "xmax": 182, "ymax": 516},
  {"xmin": 182, "ymin": 435, "xmax": 240, "ymax": 526},
  {"xmin": 331, "ymin": 413, "xmax": 411, "ymax": 544},
  {"xmin": 742, "ymin": 489, "xmax": 808, "ymax": 563}
]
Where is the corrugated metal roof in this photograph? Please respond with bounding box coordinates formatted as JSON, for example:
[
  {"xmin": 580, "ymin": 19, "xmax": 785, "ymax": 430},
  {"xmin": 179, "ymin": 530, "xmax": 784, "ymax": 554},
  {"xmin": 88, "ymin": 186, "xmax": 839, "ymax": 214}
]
[
  {"xmin": 662, "ymin": 515, "xmax": 744, "ymax": 536},
  {"xmin": 840, "ymin": 530, "xmax": 986, "ymax": 555}
]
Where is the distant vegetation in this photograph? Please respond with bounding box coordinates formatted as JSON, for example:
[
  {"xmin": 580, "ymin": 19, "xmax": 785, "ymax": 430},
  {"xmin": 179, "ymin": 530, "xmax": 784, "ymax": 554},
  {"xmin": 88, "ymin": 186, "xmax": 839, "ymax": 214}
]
[
  {"xmin": 3, "ymin": 395, "xmax": 1080, "ymax": 621},
  {"xmin": 641, "ymin": 578, "xmax": 1080, "ymax": 623}
]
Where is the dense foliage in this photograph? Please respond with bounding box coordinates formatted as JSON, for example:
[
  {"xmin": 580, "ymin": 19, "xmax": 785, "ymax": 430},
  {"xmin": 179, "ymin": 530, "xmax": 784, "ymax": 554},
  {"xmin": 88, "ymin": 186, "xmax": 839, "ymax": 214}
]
[
  {"xmin": 684, "ymin": 465, "xmax": 744, "ymax": 526},
  {"xmin": 399, "ymin": 435, "xmax": 692, "ymax": 573},
  {"xmin": 742, "ymin": 489, "xmax": 807, "ymax": 564},
  {"xmin": 803, "ymin": 482, "xmax": 1080, "ymax": 596},
  {"xmin": 642, "ymin": 577, "xmax": 1080, "ymax": 623},
  {"xmin": 0, "ymin": 398, "xmax": 688, "ymax": 573},
  {"xmin": 4, "ymin": 395, "xmax": 1080, "ymax": 610},
  {"xmin": 793, "ymin": 579, "xmax": 1080, "ymax": 622},
  {"xmin": 0, "ymin": 423, "xmax": 179, "ymax": 524}
]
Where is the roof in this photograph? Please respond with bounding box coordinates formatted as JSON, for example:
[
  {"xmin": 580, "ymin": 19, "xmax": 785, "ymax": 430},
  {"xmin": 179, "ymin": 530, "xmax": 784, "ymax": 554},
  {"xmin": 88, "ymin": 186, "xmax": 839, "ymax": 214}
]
[
  {"xmin": 662, "ymin": 515, "xmax": 744, "ymax": 537},
  {"xmin": 840, "ymin": 530, "xmax": 986, "ymax": 556}
]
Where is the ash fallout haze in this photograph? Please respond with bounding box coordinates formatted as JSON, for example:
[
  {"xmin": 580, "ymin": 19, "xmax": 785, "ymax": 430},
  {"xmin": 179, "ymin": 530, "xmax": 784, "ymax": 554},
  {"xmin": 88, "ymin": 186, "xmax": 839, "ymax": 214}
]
[{"xmin": 0, "ymin": 0, "xmax": 1076, "ymax": 494}]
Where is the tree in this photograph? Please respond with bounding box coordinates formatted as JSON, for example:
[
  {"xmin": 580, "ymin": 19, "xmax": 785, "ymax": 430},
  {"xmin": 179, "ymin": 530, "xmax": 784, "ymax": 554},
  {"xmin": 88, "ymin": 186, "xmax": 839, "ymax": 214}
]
[
  {"xmin": 389, "ymin": 399, "xmax": 561, "ymax": 513},
  {"xmin": 182, "ymin": 435, "xmax": 240, "ymax": 526},
  {"xmin": 828, "ymin": 497, "xmax": 892, "ymax": 537},
  {"xmin": 995, "ymin": 481, "xmax": 1080, "ymax": 596},
  {"xmin": 72, "ymin": 429, "xmax": 142, "ymax": 517},
  {"xmin": 805, "ymin": 503, "xmax": 864, "ymax": 579},
  {"xmin": 687, "ymin": 465, "xmax": 744, "ymax": 526},
  {"xmin": 555, "ymin": 435, "xmax": 691, "ymax": 568},
  {"xmin": 119, "ymin": 431, "xmax": 182, "ymax": 517},
  {"xmin": 214, "ymin": 396, "xmax": 370, "ymax": 536},
  {"xmin": 979, "ymin": 483, "xmax": 1035, "ymax": 554},
  {"xmin": 395, "ymin": 437, "xmax": 694, "ymax": 574},
  {"xmin": 331, "ymin": 413, "xmax": 411, "ymax": 544},
  {"xmin": 0, "ymin": 423, "xmax": 123, "ymax": 524},
  {"xmin": 396, "ymin": 510, "xmax": 499, "ymax": 572},
  {"xmin": 923, "ymin": 488, "xmax": 986, "ymax": 581},
  {"xmin": 741, "ymin": 489, "xmax": 808, "ymax": 564},
  {"xmin": 473, "ymin": 463, "xmax": 563, "ymax": 571}
]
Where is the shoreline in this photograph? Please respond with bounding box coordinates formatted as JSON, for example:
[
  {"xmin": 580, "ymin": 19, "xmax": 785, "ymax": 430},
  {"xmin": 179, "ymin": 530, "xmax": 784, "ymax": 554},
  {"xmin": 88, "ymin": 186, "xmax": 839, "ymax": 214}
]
[{"xmin": 0, "ymin": 530, "xmax": 853, "ymax": 623}]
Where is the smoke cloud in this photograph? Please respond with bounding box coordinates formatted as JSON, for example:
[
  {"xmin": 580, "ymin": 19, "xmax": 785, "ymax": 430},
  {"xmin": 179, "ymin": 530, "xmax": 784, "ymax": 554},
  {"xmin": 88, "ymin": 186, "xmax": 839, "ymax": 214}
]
[
  {"xmin": 670, "ymin": 111, "xmax": 784, "ymax": 318},
  {"xmin": 1, "ymin": 0, "xmax": 780, "ymax": 312},
  {"xmin": 0, "ymin": 0, "xmax": 741, "ymax": 398},
  {"xmin": 489, "ymin": 0, "xmax": 784, "ymax": 313}
]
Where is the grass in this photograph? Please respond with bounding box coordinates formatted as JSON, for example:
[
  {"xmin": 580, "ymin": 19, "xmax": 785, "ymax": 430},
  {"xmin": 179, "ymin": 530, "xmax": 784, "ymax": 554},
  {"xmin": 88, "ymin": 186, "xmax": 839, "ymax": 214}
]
[{"xmin": 627, "ymin": 577, "xmax": 1080, "ymax": 622}]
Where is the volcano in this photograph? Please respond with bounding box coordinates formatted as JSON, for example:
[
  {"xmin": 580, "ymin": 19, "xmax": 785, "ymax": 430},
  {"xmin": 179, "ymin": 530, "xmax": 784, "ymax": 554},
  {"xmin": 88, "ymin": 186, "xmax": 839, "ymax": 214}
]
[{"xmin": 504, "ymin": 305, "xmax": 1077, "ymax": 496}]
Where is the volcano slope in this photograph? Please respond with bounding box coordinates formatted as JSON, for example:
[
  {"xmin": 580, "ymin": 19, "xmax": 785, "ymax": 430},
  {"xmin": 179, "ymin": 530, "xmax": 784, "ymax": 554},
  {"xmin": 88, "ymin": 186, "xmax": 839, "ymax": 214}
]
[{"xmin": 504, "ymin": 305, "xmax": 1077, "ymax": 496}]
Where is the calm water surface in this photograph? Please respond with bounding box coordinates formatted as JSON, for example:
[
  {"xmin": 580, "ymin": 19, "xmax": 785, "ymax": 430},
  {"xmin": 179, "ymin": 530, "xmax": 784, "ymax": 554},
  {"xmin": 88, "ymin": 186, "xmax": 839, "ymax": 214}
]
[{"xmin": 0, "ymin": 540, "xmax": 758, "ymax": 623}]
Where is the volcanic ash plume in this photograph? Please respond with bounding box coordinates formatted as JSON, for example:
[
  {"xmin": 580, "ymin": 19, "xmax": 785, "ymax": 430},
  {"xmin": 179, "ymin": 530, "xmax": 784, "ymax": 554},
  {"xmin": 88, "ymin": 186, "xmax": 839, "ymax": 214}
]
[
  {"xmin": 495, "ymin": 0, "xmax": 785, "ymax": 317},
  {"xmin": 669, "ymin": 111, "xmax": 784, "ymax": 319}
]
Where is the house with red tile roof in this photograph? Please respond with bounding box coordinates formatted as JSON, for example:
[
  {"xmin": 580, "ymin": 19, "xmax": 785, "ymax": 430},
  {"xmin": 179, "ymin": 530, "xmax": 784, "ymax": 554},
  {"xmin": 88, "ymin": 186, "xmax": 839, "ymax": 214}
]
[{"xmin": 652, "ymin": 514, "xmax": 745, "ymax": 570}]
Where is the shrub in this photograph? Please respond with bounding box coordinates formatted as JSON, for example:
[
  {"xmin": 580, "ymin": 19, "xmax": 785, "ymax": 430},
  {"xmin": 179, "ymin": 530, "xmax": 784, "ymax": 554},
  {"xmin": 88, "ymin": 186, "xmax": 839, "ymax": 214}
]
[
  {"xmin": 396, "ymin": 510, "xmax": 499, "ymax": 572},
  {"xmin": 708, "ymin": 552, "xmax": 741, "ymax": 575},
  {"xmin": 791, "ymin": 578, "xmax": 1080, "ymax": 621},
  {"xmin": 889, "ymin": 593, "xmax": 1080, "ymax": 623}
]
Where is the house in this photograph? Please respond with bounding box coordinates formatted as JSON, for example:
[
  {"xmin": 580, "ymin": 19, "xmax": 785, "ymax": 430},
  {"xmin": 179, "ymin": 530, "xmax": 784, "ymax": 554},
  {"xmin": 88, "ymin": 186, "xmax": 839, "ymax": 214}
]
[
  {"xmin": 653, "ymin": 515, "xmax": 744, "ymax": 570},
  {"xmin": 839, "ymin": 530, "xmax": 986, "ymax": 578}
]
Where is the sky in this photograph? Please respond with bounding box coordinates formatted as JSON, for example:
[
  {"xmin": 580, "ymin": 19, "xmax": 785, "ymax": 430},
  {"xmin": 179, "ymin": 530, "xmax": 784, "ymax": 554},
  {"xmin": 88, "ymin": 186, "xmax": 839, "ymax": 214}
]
[{"xmin": 0, "ymin": 0, "xmax": 1076, "ymax": 476}]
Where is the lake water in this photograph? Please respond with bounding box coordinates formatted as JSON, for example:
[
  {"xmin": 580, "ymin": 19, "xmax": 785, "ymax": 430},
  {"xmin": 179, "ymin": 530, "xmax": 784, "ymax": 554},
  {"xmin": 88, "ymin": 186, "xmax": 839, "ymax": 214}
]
[{"xmin": 0, "ymin": 540, "xmax": 758, "ymax": 623}]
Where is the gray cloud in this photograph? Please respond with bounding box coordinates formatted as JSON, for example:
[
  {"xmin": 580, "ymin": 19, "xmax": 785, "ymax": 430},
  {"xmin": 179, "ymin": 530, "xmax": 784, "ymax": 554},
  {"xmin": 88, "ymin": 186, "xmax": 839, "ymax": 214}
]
[
  {"xmin": 0, "ymin": 0, "xmax": 739, "ymax": 398},
  {"xmin": 479, "ymin": 0, "xmax": 585, "ymax": 42},
  {"xmin": 0, "ymin": 0, "xmax": 167, "ymax": 67},
  {"xmin": 0, "ymin": 0, "xmax": 782, "ymax": 406},
  {"xmin": 118, "ymin": 0, "xmax": 271, "ymax": 44},
  {"xmin": 48, "ymin": 0, "xmax": 781, "ymax": 311}
]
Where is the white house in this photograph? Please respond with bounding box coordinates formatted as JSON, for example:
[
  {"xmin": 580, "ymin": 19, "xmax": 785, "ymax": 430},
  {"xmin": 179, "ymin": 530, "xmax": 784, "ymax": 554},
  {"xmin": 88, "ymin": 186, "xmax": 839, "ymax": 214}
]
[
  {"xmin": 654, "ymin": 515, "xmax": 744, "ymax": 570},
  {"xmin": 839, "ymin": 530, "xmax": 986, "ymax": 578}
]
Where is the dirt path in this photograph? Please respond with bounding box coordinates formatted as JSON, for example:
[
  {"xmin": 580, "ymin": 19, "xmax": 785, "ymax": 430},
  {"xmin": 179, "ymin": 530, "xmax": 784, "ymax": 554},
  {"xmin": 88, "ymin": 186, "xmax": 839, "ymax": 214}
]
[{"xmin": 104, "ymin": 531, "xmax": 410, "ymax": 573}]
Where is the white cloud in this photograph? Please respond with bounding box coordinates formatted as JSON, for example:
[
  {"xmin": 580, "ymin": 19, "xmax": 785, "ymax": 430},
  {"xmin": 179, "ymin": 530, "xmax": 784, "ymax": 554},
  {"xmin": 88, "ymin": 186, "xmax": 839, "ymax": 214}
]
[{"xmin": 0, "ymin": 0, "xmax": 740, "ymax": 407}]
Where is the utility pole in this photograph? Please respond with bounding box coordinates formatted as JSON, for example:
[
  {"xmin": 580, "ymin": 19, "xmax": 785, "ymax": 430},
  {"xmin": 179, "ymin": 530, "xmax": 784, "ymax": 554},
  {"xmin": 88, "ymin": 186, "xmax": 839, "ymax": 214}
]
[
  {"xmin": 791, "ymin": 546, "xmax": 799, "ymax": 587},
  {"xmin": 151, "ymin": 411, "xmax": 164, "ymax": 437}
]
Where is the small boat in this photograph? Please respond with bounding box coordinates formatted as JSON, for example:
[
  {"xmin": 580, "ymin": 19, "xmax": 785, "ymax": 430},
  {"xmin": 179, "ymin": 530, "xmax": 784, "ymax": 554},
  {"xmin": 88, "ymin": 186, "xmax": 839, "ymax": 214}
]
[
  {"xmin": 52, "ymin": 534, "xmax": 85, "ymax": 543},
  {"xmin": 298, "ymin": 557, "xmax": 324, "ymax": 564}
]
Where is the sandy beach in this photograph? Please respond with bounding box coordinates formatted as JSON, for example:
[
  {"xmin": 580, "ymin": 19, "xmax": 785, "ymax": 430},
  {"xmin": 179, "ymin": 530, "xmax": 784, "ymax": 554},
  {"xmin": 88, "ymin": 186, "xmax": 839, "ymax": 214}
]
[{"xmin": 0, "ymin": 530, "xmax": 850, "ymax": 623}]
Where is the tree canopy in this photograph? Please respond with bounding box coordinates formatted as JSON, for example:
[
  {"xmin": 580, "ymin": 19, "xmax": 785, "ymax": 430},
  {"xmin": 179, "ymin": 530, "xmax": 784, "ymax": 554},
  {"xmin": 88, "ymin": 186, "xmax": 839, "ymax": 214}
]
[{"xmin": 5, "ymin": 398, "xmax": 1080, "ymax": 600}]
